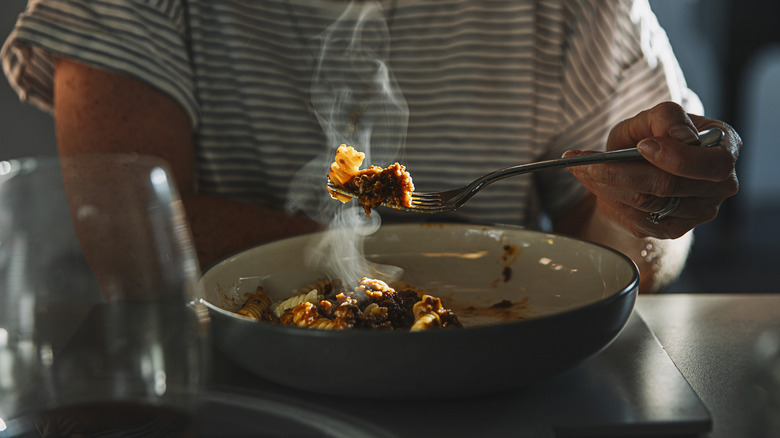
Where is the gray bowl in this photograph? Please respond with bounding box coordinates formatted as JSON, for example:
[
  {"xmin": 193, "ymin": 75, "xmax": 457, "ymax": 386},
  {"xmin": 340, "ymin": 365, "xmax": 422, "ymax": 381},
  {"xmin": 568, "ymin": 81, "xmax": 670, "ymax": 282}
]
[{"xmin": 197, "ymin": 223, "xmax": 638, "ymax": 398}]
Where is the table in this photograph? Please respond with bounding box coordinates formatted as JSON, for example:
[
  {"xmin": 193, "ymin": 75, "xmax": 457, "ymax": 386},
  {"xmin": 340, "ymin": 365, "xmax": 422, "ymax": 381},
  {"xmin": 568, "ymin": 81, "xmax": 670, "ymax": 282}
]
[
  {"xmin": 205, "ymin": 294, "xmax": 780, "ymax": 437},
  {"xmin": 636, "ymin": 294, "xmax": 780, "ymax": 438}
]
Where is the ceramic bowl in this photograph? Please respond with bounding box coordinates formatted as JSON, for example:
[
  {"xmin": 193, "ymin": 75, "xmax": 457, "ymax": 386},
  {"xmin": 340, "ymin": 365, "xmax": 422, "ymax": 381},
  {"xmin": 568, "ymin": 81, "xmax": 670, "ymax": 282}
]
[{"xmin": 197, "ymin": 223, "xmax": 638, "ymax": 398}]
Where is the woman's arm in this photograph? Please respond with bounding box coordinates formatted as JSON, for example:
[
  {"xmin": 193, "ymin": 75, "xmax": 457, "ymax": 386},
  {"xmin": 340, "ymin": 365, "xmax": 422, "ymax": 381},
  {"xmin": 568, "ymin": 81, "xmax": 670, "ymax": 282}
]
[
  {"xmin": 53, "ymin": 58, "xmax": 322, "ymax": 269},
  {"xmin": 554, "ymin": 191, "xmax": 693, "ymax": 293}
]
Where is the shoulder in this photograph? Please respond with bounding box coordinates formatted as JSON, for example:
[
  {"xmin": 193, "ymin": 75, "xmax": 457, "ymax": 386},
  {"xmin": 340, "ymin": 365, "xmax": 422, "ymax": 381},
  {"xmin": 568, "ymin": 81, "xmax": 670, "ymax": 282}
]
[{"xmin": 2, "ymin": 0, "xmax": 199, "ymax": 127}]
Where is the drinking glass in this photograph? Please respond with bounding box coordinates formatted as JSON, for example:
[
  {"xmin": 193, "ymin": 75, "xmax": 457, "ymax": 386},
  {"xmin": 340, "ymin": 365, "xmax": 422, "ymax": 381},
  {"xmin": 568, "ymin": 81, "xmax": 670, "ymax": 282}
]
[{"xmin": 0, "ymin": 154, "xmax": 208, "ymax": 437}]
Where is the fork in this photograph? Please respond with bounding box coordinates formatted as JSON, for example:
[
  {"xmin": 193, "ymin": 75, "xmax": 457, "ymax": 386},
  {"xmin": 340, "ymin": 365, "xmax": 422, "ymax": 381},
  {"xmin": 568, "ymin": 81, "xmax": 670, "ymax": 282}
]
[{"xmin": 327, "ymin": 128, "xmax": 725, "ymax": 214}]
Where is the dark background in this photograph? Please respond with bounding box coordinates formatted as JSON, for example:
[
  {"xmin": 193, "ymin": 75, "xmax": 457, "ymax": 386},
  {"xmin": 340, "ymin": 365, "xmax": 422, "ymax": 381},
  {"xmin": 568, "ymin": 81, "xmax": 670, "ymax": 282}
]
[
  {"xmin": 2, "ymin": 0, "xmax": 778, "ymax": 293},
  {"xmin": 650, "ymin": 0, "xmax": 780, "ymax": 293}
]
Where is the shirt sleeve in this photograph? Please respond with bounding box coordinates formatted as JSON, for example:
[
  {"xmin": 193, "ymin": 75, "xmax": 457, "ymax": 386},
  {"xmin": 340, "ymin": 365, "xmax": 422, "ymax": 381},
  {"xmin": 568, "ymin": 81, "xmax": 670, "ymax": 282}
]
[
  {"xmin": 536, "ymin": 0, "xmax": 702, "ymax": 217},
  {"xmin": 1, "ymin": 0, "xmax": 199, "ymax": 129}
]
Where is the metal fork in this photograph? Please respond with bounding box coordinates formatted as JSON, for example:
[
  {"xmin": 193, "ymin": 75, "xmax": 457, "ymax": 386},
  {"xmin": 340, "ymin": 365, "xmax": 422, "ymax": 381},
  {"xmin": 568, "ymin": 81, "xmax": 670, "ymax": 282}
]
[{"xmin": 327, "ymin": 128, "xmax": 724, "ymax": 214}]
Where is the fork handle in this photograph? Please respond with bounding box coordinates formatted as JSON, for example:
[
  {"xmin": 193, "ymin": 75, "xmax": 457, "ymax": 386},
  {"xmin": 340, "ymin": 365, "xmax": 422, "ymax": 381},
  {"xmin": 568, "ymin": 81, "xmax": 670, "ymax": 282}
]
[
  {"xmin": 484, "ymin": 128, "xmax": 724, "ymax": 183},
  {"xmin": 558, "ymin": 127, "xmax": 723, "ymax": 166}
]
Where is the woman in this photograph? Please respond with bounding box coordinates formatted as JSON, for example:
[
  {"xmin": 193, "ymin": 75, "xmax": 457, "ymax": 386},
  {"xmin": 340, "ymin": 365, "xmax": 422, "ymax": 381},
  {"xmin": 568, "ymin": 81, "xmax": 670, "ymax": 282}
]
[{"xmin": 2, "ymin": 0, "xmax": 740, "ymax": 292}]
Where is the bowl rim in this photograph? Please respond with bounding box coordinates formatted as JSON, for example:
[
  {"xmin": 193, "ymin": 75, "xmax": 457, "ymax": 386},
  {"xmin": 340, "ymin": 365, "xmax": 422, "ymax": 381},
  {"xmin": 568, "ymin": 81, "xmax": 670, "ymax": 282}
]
[{"xmin": 198, "ymin": 222, "xmax": 639, "ymax": 338}]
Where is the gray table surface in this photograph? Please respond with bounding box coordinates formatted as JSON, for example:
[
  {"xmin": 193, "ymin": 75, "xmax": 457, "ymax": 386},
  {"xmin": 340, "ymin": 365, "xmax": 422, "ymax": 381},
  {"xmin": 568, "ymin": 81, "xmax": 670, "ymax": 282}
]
[
  {"xmin": 12, "ymin": 292, "xmax": 777, "ymax": 437},
  {"xmin": 204, "ymin": 294, "xmax": 780, "ymax": 437},
  {"xmin": 636, "ymin": 294, "xmax": 780, "ymax": 438},
  {"xmin": 206, "ymin": 310, "xmax": 705, "ymax": 437}
]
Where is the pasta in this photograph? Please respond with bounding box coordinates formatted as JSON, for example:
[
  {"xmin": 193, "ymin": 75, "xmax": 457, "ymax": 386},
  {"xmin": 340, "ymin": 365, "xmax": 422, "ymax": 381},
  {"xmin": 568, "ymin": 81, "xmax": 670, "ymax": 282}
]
[
  {"xmin": 278, "ymin": 301, "xmax": 320, "ymax": 327},
  {"xmin": 234, "ymin": 277, "xmax": 461, "ymax": 331},
  {"xmin": 410, "ymin": 295, "xmax": 447, "ymax": 331},
  {"xmin": 235, "ymin": 286, "xmax": 272, "ymax": 321},
  {"xmin": 327, "ymin": 145, "xmax": 365, "ymax": 202},
  {"xmin": 327, "ymin": 145, "xmax": 415, "ymax": 216},
  {"xmin": 308, "ymin": 318, "xmax": 347, "ymax": 330},
  {"xmin": 273, "ymin": 289, "xmax": 320, "ymax": 318},
  {"xmin": 411, "ymin": 312, "xmax": 440, "ymax": 331}
]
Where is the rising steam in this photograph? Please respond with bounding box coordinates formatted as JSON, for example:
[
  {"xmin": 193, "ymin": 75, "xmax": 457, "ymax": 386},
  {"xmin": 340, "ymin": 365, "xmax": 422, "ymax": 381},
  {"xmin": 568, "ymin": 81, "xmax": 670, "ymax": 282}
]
[{"xmin": 284, "ymin": 1, "xmax": 408, "ymax": 287}]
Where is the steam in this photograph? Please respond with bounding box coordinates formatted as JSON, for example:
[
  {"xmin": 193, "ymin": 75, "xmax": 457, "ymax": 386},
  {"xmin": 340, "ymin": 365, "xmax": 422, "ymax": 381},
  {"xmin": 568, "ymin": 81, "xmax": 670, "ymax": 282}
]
[
  {"xmin": 284, "ymin": 1, "xmax": 408, "ymax": 287},
  {"xmin": 302, "ymin": 205, "xmax": 403, "ymax": 288}
]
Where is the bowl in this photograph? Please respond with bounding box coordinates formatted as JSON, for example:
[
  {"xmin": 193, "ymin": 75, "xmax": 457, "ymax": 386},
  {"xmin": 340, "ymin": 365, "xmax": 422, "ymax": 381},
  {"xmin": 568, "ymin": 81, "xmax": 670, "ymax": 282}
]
[{"xmin": 197, "ymin": 223, "xmax": 638, "ymax": 398}]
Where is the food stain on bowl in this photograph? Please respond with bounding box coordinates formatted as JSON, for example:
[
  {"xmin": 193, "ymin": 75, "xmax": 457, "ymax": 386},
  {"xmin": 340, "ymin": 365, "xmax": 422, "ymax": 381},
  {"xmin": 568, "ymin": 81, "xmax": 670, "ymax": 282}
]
[
  {"xmin": 456, "ymin": 296, "xmax": 534, "ymax": 326},
  {"xmin": 491, "ymin": 241, "xmax": 522, "ymax": 288}
]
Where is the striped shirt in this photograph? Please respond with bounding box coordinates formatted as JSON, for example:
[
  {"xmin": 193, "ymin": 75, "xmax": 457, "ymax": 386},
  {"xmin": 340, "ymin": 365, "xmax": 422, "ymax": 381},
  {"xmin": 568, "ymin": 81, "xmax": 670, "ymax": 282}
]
[{"xmin": 2, "ymin": 0, "xmax": 701, "ymax": 228}]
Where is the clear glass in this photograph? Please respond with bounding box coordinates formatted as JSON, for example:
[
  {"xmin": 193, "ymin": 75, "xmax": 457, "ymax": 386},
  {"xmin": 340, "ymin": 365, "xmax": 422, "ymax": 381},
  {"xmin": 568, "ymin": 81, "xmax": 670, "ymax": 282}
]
[{"xmin": 0, "ymin": 154, "xmax": 208, "ymax": 437}]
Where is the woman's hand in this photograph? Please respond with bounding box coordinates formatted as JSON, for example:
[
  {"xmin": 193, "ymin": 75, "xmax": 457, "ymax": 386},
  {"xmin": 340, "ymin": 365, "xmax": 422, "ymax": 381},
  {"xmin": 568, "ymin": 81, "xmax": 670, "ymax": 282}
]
[
  {"xmin": 556, "ymin": 101, "xmax": 741, "ymax": 292},
  {"xmin": 564, "ymin": 101, "xmax": 741, "ymax": 239}
]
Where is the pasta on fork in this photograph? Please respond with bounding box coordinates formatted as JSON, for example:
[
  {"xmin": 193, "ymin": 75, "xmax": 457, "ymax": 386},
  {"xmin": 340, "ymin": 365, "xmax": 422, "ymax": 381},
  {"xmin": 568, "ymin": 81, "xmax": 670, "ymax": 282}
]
[
  {"xmin": 327, "ymin": 145, "xmax": 415, "ymax": 216},
  {"xmin": 326, "ymin": 145, "xmax": 365, "ymax": 202}
]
